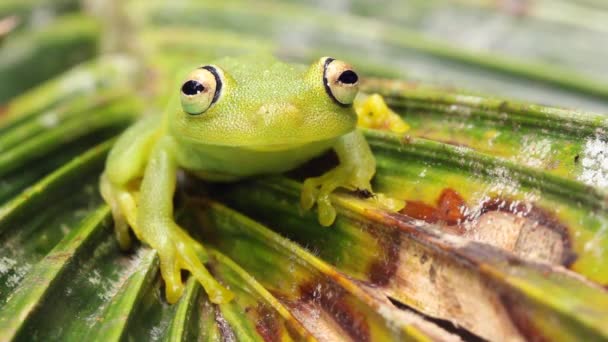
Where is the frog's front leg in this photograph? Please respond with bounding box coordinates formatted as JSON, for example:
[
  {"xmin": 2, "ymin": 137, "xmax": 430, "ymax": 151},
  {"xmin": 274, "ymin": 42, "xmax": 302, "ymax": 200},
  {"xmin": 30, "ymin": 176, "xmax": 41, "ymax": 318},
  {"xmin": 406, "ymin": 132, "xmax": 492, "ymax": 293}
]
[
  {"xmin": 138, "ymin": 136, "xmax": 234, "ymax": 304},
  {"xmin": 100, "ymin": 114, "xmax": 161, "ymax": 250},
  {"xmin": 301, "ymin": 130, "xmax": 375, "ymax": 226}
]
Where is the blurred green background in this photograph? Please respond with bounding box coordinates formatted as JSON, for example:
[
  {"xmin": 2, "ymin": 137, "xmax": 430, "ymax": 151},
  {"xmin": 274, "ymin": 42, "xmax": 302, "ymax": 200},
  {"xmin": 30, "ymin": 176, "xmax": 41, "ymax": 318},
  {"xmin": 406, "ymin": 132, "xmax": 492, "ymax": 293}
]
[{"xmin": 3, "ymin": 0, "xmax": 608, "ymax": 111}]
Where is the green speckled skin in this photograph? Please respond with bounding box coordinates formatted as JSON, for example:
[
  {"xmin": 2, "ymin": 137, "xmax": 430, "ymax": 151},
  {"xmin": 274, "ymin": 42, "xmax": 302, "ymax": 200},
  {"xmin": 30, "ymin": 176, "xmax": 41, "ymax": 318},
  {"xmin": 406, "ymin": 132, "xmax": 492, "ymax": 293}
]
[{"xmin": 99, "ymin": 55, "xmax": 376, "ymax": 304}]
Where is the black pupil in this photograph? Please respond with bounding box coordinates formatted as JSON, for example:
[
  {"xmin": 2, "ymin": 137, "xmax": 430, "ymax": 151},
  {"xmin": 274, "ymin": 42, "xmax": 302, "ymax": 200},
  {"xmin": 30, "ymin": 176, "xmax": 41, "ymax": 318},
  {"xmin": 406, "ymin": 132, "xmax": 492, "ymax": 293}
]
[
  {"xmin": 181, "ymin": 80, "xmax": 204, "ymax": 95},
  {"xmin": 338, "ymin": 70, "xmax": 358, "ymax": 84}
]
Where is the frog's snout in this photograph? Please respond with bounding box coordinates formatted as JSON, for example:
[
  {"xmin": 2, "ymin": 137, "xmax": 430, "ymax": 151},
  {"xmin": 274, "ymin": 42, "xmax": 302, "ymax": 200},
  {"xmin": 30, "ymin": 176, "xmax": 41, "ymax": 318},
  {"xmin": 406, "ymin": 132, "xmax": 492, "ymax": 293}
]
[
  {"xmin": 256, "ymin": 102, "xmax": 305, "ymax": 127},
  {"xmin": 254, "ymin": 102, "xmax": 307, "ymax": 135},
  {"xmin": 257, "ymin": 102, "xmax": 299, "ymax": 116}
]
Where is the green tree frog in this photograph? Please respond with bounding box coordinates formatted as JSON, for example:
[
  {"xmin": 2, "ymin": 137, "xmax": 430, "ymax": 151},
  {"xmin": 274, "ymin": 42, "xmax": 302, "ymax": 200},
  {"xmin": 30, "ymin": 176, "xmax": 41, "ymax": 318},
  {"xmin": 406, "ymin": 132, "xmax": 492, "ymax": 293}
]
[{"xmin": 100, "ymin": 55, "xmax": 394, "ymax": 304}]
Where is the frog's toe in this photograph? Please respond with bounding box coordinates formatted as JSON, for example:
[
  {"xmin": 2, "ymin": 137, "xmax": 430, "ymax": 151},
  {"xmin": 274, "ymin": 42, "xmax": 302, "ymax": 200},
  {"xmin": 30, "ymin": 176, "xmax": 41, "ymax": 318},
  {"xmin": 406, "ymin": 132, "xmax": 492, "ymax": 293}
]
[
  {"xmin": 301, "ymin": 167, "xmax": 374, "ymax": 226},
  {"xmin": 155, "ymin": 224, "xmax": 233, "ymax": 304},
  {"xmin": 301, "ymin": 177, "xmax": 321, "ymax": 210},
  {"xmin": 316, "ymin": 194, "xmax": 337, "ymax": 227},
  {"xmin": 300, "ymin": 171, "xmax": 344, "ymax": 226},
  {"xmin": 157, "ymin": 246, "xmax": 185, "ymax": 304},
  {"xmin": 175, "ymin": 239, "xmax": 234, "ymax": 303}
]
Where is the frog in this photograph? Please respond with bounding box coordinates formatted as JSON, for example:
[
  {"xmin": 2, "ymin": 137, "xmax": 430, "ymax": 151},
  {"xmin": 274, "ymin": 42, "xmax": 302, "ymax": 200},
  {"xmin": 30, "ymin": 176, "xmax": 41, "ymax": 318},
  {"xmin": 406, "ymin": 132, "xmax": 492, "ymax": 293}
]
[{"xmin": 100, "ymin": 54, "xmax": 397, "ymax": 305}]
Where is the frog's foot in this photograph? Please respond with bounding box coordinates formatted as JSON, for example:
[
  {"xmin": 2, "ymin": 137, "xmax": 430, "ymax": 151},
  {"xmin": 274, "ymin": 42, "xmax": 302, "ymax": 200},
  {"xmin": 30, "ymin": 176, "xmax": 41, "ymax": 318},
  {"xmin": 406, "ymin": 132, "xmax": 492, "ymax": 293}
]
[
  {"xmin": 100, "ymin": 173, "xmax": 138, "ymax": 250},
  {"xmin": 301, "ymin": 166, "xmax": 372, "ymax": 226},
  {"xmin": 355, "ymin": 93, "xmax": 410, "ymax": 133},
  {"xmin": 145, "ymin": 222, "xmax": 234, "ymax": 304}
]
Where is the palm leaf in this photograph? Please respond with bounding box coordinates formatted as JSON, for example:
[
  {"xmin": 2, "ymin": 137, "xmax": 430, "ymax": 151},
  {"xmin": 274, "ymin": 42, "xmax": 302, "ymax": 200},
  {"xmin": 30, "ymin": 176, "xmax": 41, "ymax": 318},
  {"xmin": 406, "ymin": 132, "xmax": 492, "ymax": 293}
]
[{"xmin": 1, "ymin": 1, "xmax": 608, "ymax": 341}]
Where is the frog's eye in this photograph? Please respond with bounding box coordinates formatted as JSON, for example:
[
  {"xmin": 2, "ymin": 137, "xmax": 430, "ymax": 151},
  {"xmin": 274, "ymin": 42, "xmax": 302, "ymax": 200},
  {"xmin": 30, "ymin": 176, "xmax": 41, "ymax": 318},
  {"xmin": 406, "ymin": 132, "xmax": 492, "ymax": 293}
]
[
  {"xmin": 322, "ymin": 57, "xmax": 359, "ymax": 106},
  {"xmin": 180, "ymin": 65, "xmax": 223, "ymax": 115}
]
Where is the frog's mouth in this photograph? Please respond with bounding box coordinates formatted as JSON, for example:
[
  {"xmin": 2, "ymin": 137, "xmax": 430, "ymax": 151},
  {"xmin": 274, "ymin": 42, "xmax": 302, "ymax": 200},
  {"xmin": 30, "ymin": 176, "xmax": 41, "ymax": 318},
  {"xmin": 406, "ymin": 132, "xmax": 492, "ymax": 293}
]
[
  {"xmin": 175, "ymin": 132, "xmax": 346, "ymax": 153},
  {"xmin": 241, "ymin": 137, "xmax": 339, "ymax": 152}
]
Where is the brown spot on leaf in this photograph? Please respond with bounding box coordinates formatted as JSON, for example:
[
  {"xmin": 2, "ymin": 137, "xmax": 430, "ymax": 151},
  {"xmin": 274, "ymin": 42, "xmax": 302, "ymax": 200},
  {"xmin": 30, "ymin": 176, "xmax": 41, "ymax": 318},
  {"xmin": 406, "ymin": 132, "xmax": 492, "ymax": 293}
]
[
  {"xmin": 400, "ymin": 188, "xmax": 467, "ymax": 234},
  {"xmin": 400, "ymin": 187, "xmax": 575, "ymax": 266},
  {"xmin": 299, "ymin": 280, "xmax": 370, "ymax": 342},
  {"xmin": 401, "ymin": 200, "xmax": 437, "ymax": 222},
  {"xmin": 500, "ymin": 293, "xmax": 549, "ymax": 342},
  {"xmin": 478, "ymin": 198, "xmax": 576, "ymax": 266},
  {"xmin": 367, "ymin": 229, "xmax": 401, "ymax": 286},
  {"xmin": 436, "ymin": 189, "xmax": 467, "ymax": 225},
  {"xmin": 254, "ymin": 304, "xmax": 281, "ymax": 342},
  {"xmin": 429, "ymin": 264, "xmax": 437, "ymax": 284}
]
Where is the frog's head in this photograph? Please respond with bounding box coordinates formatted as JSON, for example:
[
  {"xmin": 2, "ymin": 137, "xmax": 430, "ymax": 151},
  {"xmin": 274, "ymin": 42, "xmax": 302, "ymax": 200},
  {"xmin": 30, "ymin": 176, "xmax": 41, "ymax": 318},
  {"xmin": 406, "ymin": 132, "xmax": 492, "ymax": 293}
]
[{"xmin": 169, "ymin": 55, "xmax": 359, "ymax": 150}]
